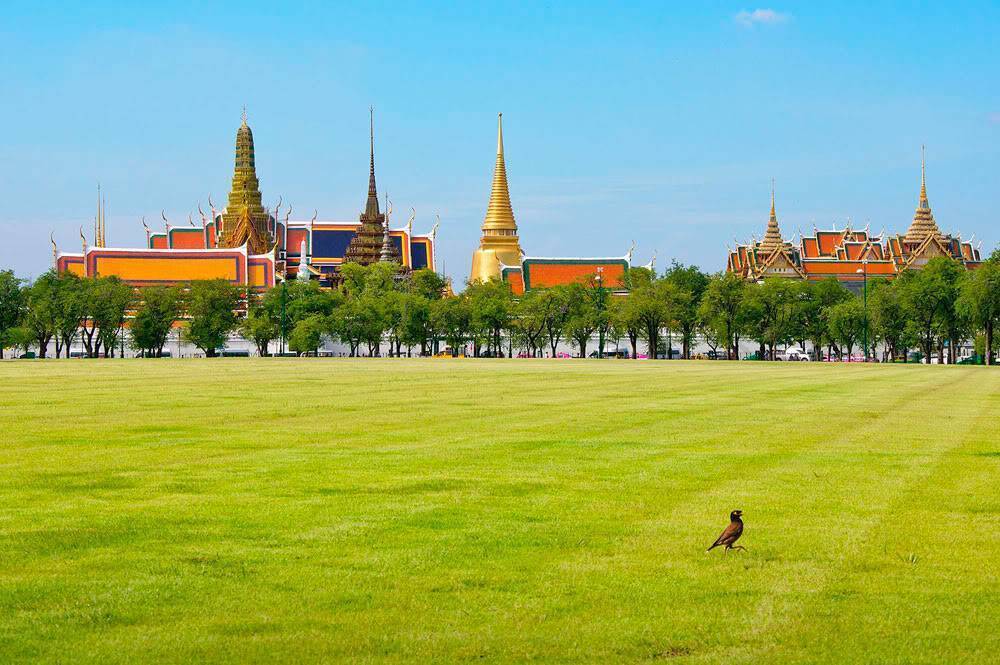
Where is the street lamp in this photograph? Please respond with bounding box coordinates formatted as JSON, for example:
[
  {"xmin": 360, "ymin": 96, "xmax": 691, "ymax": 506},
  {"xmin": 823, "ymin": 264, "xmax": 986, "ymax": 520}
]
[
  {"xmin": 595, "ymin": 269, "xmax": 605, "ymax": 359},
  {"xmin": 855, "ymin": 259, "xmax": 869, "ymax": 362}
]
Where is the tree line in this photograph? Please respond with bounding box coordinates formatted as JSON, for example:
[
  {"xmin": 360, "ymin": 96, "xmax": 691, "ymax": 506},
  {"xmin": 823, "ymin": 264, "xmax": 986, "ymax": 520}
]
[{"xmin": 1, "ymin": 250, "xmax": 998, "ymax": 363}]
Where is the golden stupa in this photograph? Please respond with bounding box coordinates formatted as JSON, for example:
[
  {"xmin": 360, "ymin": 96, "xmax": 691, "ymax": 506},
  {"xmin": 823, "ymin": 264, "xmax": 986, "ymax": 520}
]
[{"xmin": 470, "ymin": 113, "xmax": 523, "ymax": 283}]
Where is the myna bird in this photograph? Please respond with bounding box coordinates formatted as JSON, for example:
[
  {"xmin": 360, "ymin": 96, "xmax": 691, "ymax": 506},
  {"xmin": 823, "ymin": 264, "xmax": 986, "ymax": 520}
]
[{"xmin": 707, "ymin": 510, "xmax": 745, "ymax": 553}]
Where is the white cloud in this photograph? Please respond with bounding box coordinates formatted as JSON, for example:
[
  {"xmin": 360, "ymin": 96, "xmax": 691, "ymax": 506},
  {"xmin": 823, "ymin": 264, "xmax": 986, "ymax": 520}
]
[{"xmin": 734, "ymin": 9, "xmax": 790, "ymax": 27}]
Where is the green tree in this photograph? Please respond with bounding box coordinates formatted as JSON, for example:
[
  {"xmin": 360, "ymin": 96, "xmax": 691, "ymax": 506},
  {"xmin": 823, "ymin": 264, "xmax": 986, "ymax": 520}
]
[
  {"xmin": 131, "ymin": 286, "xmax": 182, "ymax": 357},
  {"xmin": 538, "ymin": 286, "xmax": 573, "ymax": 357},
  {"xmin": 431, "ymin": 296, "xmax": 471, "ymax": 356},
  {"xmin": 923, "ymin": 258, "xmax": 966, "ymax": 364},
  {"xmin": 742, "ymin": 278, "xmax": 799, "ymax": 360},
  {"xmin": 956, "ymin": 259, "xmax": 1000, "ymax": 365},
  {"xmin": 184, "ymin": 280, "xmax": 242, "ymax": 357},
  {"xmin": 563, "ymin": 282, "xmax": 597, "ymax": 357},
  {"xmin": 288, "ymin": 314, "xmax": 326, "ymax": 355},
  {"xmin": 0, "ymin": 270, "xmax": 25, "ymax": 359},
  {"xmin": 95, "ymin": 277, "xmax": 135, "ymax": 358},
  {"xmin": 466, "ymin": 278, "xmax": 515, "ymax": 357},
  {"xmin": 869, "ymin": 279, "xmax": 910, "ymax": 362},
  {"xmin": 896, "ymin": 259, "xmax": 955, "ymax": 363},
  {"xmin": 512, "ymin": 290, "xmax": 548, "ymax": 357},
  {"xmin": 664, "ymin": 262, "xmax": 709, "ymax": 359},
  {"xmin": 796, "ymin": 278, "xmax": 851, "ymax": 360},
  {"xmin": 697, "ymin": 272, "xmax": 745, "ymax": 360},
  {"xmin": 397, "ymin": 293, "xmax": 433, "ymax": 356},
  {"xmin": 407, "ymin": 269, "xmax": 448, "ymax": 301},
  {"xmin": 610, "ymin": 290, "xmax": 643, "ymax": 359},
  {"xmin": 25, "ymin": 271, "xmax": 60, "ymax": 358},
  {"xmin": 827, "ymin": 298, "xmax": 866, "ymax": 359},
  {"xmin": 631, "ymin": 278, "xmax": 682, "ymax": 359},
  {"xmin": 240, "ymin": 307, "xmax": 280, "ymax": 356},
  {"xmin": 4, "ymin": 326, "xmax": 34, "ymax": 357},
  {"xmin": 262, "ymin": 281, "xmax": 343, "ymax": 348},
  {"xmin": 52, "ymin": 273, "xmax": 86, "ymax": 357}
]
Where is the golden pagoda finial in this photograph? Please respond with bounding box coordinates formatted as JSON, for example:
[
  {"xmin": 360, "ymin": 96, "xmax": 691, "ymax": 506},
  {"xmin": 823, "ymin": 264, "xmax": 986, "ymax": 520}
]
[
  {"xmin": 760, "ymin": 178, "xmax": 784, "ymax": 253},
  {"xmin": 241, "ymin": 105, "xmax": 248, "ymax": 127},
  {"xmin": 770, "ymin": 177, "xmax": 776, "ymax": 219},
  {"xmin": 919, "ymin": 144, "xmax": 928, "ymax": 207},
  {"xmin": 497, "ymin": 112, "xmax": 504, "ymax": 155},
  {"xmin": 905, "ymin": 144, "xmax": 940, "ymax": 243}
]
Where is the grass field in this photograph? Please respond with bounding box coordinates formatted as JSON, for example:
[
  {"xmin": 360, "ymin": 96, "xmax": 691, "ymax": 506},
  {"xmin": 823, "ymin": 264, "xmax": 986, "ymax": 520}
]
[{"xmin": 0, "ymin": 359, "xmax": 998, "ymax": 663}]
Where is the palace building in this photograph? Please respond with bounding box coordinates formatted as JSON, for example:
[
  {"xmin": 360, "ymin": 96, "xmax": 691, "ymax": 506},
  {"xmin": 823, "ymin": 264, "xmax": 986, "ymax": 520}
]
[
  {"xmin": 55, "ymin": 111, "xmax": 436, "ymax": 289},
  {"xmin": 470, "ymin": 114, "xmax": 647, "ymax": 295},
  {"xmin": 727, "ymin": 152, "xmax": 981, "ymax": 285}
]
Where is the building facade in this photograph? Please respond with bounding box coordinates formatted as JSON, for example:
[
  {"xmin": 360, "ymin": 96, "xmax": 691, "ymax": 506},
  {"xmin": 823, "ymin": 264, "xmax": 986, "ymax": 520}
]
[
  {"xmin": 55, "ymin": 112, "xmax": 436, "ymax": 289},
  {"xmin": 727, "ymin": 154, "xmax": 981, "ymax": 286}
]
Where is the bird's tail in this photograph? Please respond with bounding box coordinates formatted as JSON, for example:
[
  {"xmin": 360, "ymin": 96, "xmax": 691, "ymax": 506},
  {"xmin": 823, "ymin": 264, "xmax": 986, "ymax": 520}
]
[{"xmin": 706, "ymin": 543, "xmax": 718, "ymax": 552}]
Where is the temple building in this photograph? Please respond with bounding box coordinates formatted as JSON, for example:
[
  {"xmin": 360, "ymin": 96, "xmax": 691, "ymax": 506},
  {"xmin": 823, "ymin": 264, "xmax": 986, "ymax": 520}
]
[
  {"xmin": 726, "ymin": 151, "xmax": 981, "ymax": 285},
  {"xmin": 54, "ymin": 111, "xmax": 436, "ymax": 288},
  {"xmin": 470, "ymin": 114, "xmax": 647, "ymax": 295}
]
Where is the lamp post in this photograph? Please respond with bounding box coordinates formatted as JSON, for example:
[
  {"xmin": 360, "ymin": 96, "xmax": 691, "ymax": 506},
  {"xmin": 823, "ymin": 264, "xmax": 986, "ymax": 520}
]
[
  {"xmin": 856, "ymin": 259, "xmax": 869, "ymax": 362},
  {"xmin": 279, "ymin": 279, "xmax": 287, "ymax": 355},
  {"xmin": 595, "ymin": 269, "xmax": 606, "ymax": 359}
]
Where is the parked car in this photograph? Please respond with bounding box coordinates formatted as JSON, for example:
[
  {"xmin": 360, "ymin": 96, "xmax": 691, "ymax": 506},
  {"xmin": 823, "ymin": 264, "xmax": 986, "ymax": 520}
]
[
  {"xmin": 588, "ymin": 349, "xmax": 629, "ymax": 359},
  {"xmin": 779, "ymin": 347, "xmax": 810, "ymax": 362}
]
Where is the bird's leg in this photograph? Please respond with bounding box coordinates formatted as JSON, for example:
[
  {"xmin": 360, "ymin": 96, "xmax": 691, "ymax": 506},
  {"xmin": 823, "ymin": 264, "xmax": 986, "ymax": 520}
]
[{"xmin": 732, "ymin": 545, "xmax": 747, "ymax": 552}]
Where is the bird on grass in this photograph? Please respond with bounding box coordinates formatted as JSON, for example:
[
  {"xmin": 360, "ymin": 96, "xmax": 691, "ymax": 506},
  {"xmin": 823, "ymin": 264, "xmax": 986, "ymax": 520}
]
[{"xmin": 707, "ymin": 510, "xmax": 745, "ymax": 553}]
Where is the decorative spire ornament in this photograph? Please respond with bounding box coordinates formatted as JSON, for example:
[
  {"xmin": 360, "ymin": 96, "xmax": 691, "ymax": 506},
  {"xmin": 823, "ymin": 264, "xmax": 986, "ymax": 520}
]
[
  {"xmin": 470, "ymin": 112, "xmax": 524, "ymax": 282},
  {"xmin": 759, "ymin": 177, "xmax": 785, "ymax": 253},
  {"xmin": 904, "ymin": 145, "xmax": 942, "ymax": 244}
]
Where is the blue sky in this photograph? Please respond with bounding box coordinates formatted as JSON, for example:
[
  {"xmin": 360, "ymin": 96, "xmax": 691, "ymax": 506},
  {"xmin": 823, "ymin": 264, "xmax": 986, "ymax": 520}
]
[{"xmin": 2, "ymin": 2, "xmax": 998, "ymax": 281}]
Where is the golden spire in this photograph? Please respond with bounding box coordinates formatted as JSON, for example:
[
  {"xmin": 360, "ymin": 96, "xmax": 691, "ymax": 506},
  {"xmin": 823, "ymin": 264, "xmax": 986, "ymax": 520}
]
[
  {"xmin": 918, "ymin": 144, "xmax": 928, "ymax": 209},
  {"xmin": 759, "ymin": 177, "xmax": 784, "ymax": 253},
  {"xmin": 470, "ymin": 113, "xmax": 524, "ymax": 283},
  {"xmin": 220, "ymin": 110, "xmax": 271, "ymax": 254},
  {"xmin": 905, "ymin": 145, "xmax": 941, "ymax": 244},
  {"xmin": 482, "ymin": 112, "xmax": 517, "ymax": 233}
]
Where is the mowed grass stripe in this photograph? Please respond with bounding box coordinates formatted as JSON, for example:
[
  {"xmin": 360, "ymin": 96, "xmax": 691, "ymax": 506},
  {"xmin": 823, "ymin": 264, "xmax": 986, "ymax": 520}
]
[{"xmin": 0, "ymin": 360, "xmax": 997, "ymax": 663}]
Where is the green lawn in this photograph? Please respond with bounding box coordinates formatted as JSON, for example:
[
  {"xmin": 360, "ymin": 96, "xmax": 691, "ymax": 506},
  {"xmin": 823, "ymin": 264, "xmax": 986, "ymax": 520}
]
[{"xmin": 0, "ymin": 359, "xmax": 997, "ymax": 663}]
